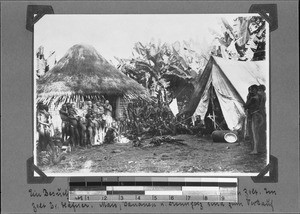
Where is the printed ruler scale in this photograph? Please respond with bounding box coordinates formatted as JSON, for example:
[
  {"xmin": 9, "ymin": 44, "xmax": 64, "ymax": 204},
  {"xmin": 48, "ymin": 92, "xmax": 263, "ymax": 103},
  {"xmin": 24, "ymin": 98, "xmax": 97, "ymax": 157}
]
[{"xmin": 69, "ymin": 177, "xmax": 238, "ymax": 202}]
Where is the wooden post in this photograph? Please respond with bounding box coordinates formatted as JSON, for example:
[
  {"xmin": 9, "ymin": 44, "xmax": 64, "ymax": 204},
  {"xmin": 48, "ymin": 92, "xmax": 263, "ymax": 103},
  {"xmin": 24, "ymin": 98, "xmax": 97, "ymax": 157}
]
[{"xmin": 115, "ymin": 96, "xmax": 121, "ymax": 119}]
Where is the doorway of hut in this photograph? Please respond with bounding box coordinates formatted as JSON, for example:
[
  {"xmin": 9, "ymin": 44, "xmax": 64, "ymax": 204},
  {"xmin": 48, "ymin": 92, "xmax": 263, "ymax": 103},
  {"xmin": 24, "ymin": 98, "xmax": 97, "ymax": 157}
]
[{"xmin": 101, "ymin": 95, "xmax": 124, "ymax": 120}]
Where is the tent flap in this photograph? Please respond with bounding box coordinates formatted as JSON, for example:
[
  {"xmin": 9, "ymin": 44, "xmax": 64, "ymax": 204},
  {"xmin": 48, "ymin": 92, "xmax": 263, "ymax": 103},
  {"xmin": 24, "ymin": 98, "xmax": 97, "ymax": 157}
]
[
  {"xmin": 192, "ymin": 74, "xmax": 212, "ymax": 123},
  {"xmin": 212, "ymin": 64, "xmax": 246, "ymax": 130}
]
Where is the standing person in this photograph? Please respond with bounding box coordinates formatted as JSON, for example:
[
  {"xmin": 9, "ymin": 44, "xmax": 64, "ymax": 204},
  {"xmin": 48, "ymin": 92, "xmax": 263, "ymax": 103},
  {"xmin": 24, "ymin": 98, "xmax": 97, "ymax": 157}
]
[
  {"xmin": 257, "ymin": 84, "xmax": 266, "ymax": 119},
  {"xmin": 86, "ymin": 101, "xmax": 93, "ymax": 114},
  {"xmin": 67, "ymin": 103, "xmax": 80, "ymax": 147},
  {"xmin": 37, "ymin": 104, "xmax": 53, "ymax": 151},
  {"xmin": 244, "ymin": 85, "xmax": 264, "ymax": 154},
  {"xmin": 77, "ymin": 116, "xmax": 87, "ymax": 147},
  {"xmin": 77, "ymin": 101, "xmax": 88, "ymax": 147},
  {"xmin": 104, "ymin": 100, "xmax": 113, "ymax": 131},
  {"xmin": 91, "ymin": 103, "xmax": 100, "ymax": 144},
  {"xmin": 96, "ymin": 101, "xmax": 105, "ymax": 144},
  {"xmin": 77, "ymin": 101, "xmax": 89, "ymax": 118},
  {"xmin": 59, "ymin": 103, "xmax": 69, "ymax": 142},
  {"xmin": 257, "ymin": 84, "xmax": 267, "ymax": 152},
  {"xmin": 84, "ymin": 101, "xmax": 93, "ymax": 147},
  {"xmin": 96, "ymin": 101, "xmax": 105, "ymax": 115},
  {"xmin": 86, "ymin": 112, "xmax": 94, "ymax": 146},
  {"xmin": 244, "ymin": 86, "xmax": 252, "ymax": 139}
]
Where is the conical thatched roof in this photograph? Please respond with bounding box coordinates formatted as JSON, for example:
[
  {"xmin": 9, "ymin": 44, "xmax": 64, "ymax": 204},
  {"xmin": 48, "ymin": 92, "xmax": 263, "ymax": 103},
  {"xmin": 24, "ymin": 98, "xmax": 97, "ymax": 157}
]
[{"xmin": 37, "ymin": 44, "xmax": 149, "ymax": 105}]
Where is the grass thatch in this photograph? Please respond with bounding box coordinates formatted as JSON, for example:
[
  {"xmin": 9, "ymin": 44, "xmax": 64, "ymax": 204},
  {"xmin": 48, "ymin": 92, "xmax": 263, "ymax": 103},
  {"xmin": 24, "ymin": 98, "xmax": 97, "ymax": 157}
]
[{"xmin": 37, "ymin": 44, "xmax": 149, "ymax": 104}]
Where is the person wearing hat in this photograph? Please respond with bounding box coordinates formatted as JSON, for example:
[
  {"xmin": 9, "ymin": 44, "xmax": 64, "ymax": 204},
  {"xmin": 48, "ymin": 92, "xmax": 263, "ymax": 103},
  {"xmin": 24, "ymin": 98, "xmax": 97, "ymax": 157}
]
[{"xmin": 244, "ymin": 84, "xmax": 264, "ymax": 154}]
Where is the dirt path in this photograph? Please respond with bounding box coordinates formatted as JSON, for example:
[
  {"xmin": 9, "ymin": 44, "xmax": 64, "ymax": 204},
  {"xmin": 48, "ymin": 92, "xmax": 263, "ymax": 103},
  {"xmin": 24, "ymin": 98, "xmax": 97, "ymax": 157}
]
[{"xmin": 41, "ymin": 135, "xmax": 267, "ymax": 174}]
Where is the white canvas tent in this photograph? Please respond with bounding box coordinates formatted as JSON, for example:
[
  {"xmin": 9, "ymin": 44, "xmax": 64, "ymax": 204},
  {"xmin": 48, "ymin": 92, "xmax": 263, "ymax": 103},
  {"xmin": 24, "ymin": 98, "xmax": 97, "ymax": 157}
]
[{"xmin": 186, "ymin": 56, "xmax": 267, "ymax": 131}]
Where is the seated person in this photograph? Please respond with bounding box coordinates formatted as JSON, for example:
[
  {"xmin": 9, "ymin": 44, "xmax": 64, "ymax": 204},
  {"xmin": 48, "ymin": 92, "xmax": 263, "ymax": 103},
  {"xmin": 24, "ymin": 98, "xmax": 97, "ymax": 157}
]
[
  {"xmin": 104, "ymin": 122, "xmax": 119, "ymax": 144},
  {"xmin": 191, "ymin": 115, "xmax": 206, "ymax": 136},
  {"xmin": 176, "ymin": 114, "xmax": 193, "ymax": 135}
]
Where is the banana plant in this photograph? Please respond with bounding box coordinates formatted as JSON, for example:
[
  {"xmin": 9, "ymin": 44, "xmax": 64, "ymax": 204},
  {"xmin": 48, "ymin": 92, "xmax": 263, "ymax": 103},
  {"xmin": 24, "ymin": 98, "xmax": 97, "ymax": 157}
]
[{"xmin": 116, "ymin": 41, "xmax": 197, "ymax": 103}]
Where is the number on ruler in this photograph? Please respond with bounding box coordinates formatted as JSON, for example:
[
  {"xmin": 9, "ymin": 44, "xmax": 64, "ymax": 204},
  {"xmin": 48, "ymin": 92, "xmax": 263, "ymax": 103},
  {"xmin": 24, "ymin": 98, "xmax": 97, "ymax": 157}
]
[
  {"xmin": 170, "ymin": 196, "xmax": 174, "ymax": 200},
  {"xmin": 119, "ymin": 195, "xmax": 124, "ymax": 200},
  {"xmin": 220, "ymin": 195, "xmax": 225, "ymax": 201},
  {"xmin": 186, "ymin": 195, "xmax": 191, "ymax": 200},
  {"xmin": 136, "ymin": 195, "xmax": 141, "ymax": 200},
  {"xmin": 102, "ymin": 196, "xmax": 107, "ymax": 200},
  {"xmin": 153, "ymin": 195, "xmax": 157, "ymax": 200},
  {"xmin": 85, "ymin": 195, "xmax": 90, "ymax": 201},
  {"xmin": 203, "ymin": 195, "xmax": 208, "ymax": 200}
]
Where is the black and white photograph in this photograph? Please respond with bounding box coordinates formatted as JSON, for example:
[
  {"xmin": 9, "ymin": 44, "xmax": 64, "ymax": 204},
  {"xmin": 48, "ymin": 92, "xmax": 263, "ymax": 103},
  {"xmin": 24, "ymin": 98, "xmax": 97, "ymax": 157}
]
[{"xmin": 34, "ymin": 14, "xmax": 269, "ymax": 176}]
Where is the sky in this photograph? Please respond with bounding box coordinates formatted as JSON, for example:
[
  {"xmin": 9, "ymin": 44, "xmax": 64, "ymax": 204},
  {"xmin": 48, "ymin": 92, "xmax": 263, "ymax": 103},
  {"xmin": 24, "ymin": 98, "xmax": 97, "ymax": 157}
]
[{"xmin": 34, "ymin": 14, "xmax": 254, "ymax": 67}]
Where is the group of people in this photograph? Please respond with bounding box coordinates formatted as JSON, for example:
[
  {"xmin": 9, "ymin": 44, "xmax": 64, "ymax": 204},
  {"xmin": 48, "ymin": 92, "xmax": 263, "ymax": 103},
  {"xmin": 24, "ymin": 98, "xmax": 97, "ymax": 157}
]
[
  {"xmin": 58, "ymin": 99, "xmax": 115, "ymax": 149},
  {"xmin": 37, "ymin": 85, "xmax": 266, "ymax": 153},
  {"xmin": 121, "ymin": 100, "xmax": 206, "ymax": 140},
  {"xmin": 244, "ymin": 84, "xmax": 266, "ymax": 154}
]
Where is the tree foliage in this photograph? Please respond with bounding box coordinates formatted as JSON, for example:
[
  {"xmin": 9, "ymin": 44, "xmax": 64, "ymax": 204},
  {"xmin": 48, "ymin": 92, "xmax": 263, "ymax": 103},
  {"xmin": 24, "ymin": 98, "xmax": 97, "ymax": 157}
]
[
  {"xmin": 210, "ymin": 16, "xmax": 266, "ymax": 61},
  {"xmin": 115, "ymin": 41, "xmax": 200, "ymax": 104}
]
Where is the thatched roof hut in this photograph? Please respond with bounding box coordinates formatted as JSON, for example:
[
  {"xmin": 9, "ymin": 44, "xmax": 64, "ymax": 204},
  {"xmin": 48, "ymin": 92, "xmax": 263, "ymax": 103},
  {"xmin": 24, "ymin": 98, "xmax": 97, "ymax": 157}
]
[{"xmin": 37, "ymin": 44, "xmax": 149, "ymax": 105}]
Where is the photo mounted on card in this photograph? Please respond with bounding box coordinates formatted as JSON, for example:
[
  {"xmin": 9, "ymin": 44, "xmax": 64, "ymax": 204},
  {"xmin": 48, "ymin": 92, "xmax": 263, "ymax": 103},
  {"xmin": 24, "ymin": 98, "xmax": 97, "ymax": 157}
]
[{"xmin": 33, "ymin": 14, "xmax": 269, "ymax": 176}]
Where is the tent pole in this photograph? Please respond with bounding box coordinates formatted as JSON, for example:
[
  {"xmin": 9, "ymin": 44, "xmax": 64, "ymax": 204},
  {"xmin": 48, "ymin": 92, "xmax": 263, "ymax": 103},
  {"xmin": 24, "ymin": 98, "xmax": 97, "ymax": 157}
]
[
  {"xmin": 212, "ymin": 110, "xmax": 216, "ymax": 129},
  {"xmin": 211, "ymin": 86, "xmax": 216, "ymax": 129}
]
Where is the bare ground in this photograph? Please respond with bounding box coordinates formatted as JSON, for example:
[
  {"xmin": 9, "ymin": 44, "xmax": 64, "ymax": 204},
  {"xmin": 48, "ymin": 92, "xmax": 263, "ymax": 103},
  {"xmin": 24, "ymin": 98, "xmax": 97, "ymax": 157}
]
[{"xmin": 40, "ymin": 134, "xmax": 267, "ymax": 174}]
